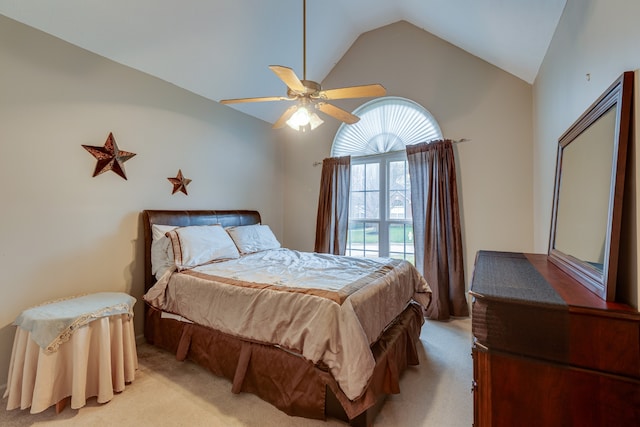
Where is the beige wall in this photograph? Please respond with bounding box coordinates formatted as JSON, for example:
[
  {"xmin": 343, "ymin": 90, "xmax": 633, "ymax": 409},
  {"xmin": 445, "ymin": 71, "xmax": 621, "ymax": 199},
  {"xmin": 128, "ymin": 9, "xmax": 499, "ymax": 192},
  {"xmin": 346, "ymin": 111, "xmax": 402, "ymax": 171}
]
[
  {"xmin": 11, "ymin": 0, "xmax": 639, "ymax": 394},
  {"xmin": 0, "ymin": 16, "xmax": 284, "ymax": 388},
  {"xmin": 533, "ymin": 0, "xmax": 640, "ymax": 307},
  {"xmin": 281, "ymin": 21, "xmax": 534, "ymax": 292}
]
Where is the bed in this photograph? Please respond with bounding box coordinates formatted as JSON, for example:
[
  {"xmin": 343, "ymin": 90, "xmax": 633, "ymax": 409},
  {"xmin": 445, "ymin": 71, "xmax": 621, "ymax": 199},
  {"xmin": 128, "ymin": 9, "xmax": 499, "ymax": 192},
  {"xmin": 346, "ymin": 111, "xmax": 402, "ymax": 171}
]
[{"xmin": 142, "ymin": 209, "xmax": 430, "ymax": 426}]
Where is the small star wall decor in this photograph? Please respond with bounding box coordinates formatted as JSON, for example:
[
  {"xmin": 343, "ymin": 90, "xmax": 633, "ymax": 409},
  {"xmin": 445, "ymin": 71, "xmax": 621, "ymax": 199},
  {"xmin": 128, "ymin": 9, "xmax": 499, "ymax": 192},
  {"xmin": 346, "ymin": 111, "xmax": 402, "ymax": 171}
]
[
  {"xmin": 168, "ymin": 169, "xmax": 192, "ymax": 195},
  {"xmin": 82, "ymin": 132, "xmax": 136, "ymax": 180}
]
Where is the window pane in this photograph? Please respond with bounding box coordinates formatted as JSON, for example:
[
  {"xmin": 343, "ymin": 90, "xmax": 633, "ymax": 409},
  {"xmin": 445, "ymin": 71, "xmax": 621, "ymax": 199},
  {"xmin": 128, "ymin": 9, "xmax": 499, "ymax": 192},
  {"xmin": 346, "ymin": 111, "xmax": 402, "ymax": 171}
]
[
  {"xmin": 365, "ymin": 191, "xmax": 380, "ymax": 219},
  {"xmin": 351, "ymin": 164, "xmax": 365, "ymax": 191},
  {"xmin": 389, "ymin": 223, "xmax": 414, "ymax": 263},
  {"xmin": 388, "ymin": 191, "xmax": 411, "ymax": 220},
  {"xmin": 389, "ymin": 161, "xmax": 407, "ymax": 190},
  {"xmin": 350, "ymin": 191, "xmax": 365, "ymax": 219},
  {"xmin": 347, "ymin": 222, "xmax": 365, "ymax": 256},
  {"xmin": 389, "ymin": 190, "xmax": 406, "ymax": 219},
  {"xmin": 347, "ymin": 221, "xmax": 379, "ymax": 257},
  {"xmin": 363, "ymin": 222, "xmax": 379, "ymax": 258},
  {"xmin": 365, "ymin": 163, "xmax": 379, "ymax": 191},
  {"xmin": 388, "ymin": 161, "xmax": 411, "ymax": 220}
]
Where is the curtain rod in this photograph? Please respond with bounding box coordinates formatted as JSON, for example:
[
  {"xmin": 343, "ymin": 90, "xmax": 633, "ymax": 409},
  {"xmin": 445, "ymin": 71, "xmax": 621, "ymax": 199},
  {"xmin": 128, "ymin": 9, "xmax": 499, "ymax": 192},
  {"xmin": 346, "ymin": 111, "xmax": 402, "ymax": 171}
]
[{"xmin": 312, "ymin": 138, "xmax": 471, "ymax": 166}]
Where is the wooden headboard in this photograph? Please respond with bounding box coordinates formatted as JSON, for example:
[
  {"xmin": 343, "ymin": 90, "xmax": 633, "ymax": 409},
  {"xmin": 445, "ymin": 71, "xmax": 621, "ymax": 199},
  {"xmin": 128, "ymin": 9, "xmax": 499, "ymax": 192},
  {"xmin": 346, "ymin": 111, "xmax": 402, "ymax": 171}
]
[{"xmin": 142, "ymin": 210, "xmax": 261, "ymax": 292}]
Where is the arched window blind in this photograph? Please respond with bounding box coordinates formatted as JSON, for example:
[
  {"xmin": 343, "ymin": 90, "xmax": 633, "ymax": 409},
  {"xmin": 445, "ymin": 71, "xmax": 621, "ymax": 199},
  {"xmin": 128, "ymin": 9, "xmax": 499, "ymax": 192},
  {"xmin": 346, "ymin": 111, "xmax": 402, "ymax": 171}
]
[{"xmin": 331, "ymin": 96, "xmax": 443, "ymax": 157}]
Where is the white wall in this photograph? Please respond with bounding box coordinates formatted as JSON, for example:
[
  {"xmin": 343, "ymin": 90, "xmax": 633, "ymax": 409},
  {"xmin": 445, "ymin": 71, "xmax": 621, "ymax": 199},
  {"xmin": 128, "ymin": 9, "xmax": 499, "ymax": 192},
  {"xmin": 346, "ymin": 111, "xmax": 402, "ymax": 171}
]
[
  {"xmin": 0, "ymin": 16, "xmax": 284, "ymax": 387},
  {"xmin": 280, "ymin": 21, "xmax": 534, "ymax": 292},
  {"xmin": 533, "ymin": 0, "xmax": 640, "ymax": 307}
]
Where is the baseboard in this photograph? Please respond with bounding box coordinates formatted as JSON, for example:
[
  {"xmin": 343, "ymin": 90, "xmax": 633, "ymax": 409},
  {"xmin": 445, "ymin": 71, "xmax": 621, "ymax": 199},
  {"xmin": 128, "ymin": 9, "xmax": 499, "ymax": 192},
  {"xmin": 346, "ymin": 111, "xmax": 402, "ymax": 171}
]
[{"xmin": 135, "ymin": 333, "xmax": 146, "ymax": 346}]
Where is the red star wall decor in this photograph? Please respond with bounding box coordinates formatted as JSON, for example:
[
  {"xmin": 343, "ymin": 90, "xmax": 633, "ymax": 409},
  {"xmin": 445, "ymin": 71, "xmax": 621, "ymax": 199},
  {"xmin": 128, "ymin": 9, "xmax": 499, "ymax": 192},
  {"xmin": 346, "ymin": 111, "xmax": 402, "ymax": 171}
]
[
  {"xmin": 168, "ymin": 169, "xmax": 192, "ymax": 195},
  {"xmin": 82, "ymin": 132, "xmax": 136, "ymax": 180}
]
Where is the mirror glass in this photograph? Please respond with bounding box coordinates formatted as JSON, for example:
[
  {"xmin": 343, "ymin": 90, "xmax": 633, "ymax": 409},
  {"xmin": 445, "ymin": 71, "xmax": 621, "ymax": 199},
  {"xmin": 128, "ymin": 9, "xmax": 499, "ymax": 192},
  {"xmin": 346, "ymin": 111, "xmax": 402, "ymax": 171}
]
[
  {"xmin": 548, "ymin": 72, "xmax": 633, "ymax": 301},
  {"xmin": 553, "ymin": 106, "xmax": 616, "ymax": 268}
]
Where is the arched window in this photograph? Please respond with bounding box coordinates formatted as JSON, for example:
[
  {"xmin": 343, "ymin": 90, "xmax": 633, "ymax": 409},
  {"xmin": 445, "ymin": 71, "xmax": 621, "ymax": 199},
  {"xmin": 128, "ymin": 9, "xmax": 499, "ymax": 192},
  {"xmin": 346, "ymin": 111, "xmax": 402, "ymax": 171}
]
[
  {"xmin": 331, "ymin": 97, "xmax": 442, "ymax": 157},
  {"xmin": 330, "ymin": 97, "xmax": 442, "ymax": 262}
]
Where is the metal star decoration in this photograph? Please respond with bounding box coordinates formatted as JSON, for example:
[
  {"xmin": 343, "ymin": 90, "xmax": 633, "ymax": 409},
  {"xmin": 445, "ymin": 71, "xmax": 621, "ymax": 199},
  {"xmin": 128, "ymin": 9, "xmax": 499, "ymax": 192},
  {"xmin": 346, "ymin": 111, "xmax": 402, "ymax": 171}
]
[
  {"xmin": 82, "ymin": 132, "xmax": 136, "ymax": 180},
  {"xmin": 168, "ymin": 169, "xmax": 192, "ymax": 195}
]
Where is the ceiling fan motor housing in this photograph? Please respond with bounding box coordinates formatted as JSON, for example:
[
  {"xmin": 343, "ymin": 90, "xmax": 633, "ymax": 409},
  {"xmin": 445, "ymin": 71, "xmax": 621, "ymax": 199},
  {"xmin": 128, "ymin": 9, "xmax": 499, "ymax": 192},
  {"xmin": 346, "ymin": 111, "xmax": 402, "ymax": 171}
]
[{"xmin": 288, "ymin": 80, "xmax": 321, "ymax": 97}]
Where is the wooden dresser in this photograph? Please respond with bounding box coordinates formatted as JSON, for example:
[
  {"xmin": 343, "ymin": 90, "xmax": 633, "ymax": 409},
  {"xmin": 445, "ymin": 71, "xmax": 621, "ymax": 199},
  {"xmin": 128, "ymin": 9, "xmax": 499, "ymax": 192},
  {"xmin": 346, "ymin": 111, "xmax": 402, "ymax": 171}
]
[{"xmin": 470, "ymin": 251, "xmax": 640, "ymax": 426}]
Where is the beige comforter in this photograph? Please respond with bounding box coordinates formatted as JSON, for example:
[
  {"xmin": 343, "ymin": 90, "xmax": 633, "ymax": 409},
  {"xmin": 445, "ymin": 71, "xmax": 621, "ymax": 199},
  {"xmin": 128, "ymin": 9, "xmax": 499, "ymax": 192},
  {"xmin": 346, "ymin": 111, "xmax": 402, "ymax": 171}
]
[{"xmin": 144, "ymin": 248, "xmax": 430, "ymax": 400}]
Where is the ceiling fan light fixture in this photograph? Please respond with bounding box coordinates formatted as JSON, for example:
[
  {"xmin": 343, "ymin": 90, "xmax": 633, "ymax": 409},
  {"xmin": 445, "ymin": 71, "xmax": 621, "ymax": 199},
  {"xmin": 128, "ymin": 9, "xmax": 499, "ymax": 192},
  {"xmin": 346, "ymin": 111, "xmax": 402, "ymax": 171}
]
[
  {"xmin": 308, "ymin": 110, "xmax": 324, "ymax": 129},
  {"xmin": 286, "ymin": 105, "xmax": 323, "ymax": 131}
]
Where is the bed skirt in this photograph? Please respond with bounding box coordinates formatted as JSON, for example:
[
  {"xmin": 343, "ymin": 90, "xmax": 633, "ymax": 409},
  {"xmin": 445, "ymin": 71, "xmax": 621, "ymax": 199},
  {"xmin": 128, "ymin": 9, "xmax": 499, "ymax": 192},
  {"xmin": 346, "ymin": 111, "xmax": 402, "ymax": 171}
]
[{"xmin": 144, "ymin": 302, "xmax": 423, "ymax": 425}]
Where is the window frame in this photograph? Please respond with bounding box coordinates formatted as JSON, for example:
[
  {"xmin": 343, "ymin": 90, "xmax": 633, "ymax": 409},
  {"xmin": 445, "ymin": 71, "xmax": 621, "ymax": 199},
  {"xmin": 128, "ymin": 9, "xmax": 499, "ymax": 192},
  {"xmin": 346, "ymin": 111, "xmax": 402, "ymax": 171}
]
[
  {"xmin": 347, "ymin": 150, "xmax": 414, "ymax": 262},
  {"xmin": 331, "ymin": 96, "xmax": 442, "ymax": 263}
]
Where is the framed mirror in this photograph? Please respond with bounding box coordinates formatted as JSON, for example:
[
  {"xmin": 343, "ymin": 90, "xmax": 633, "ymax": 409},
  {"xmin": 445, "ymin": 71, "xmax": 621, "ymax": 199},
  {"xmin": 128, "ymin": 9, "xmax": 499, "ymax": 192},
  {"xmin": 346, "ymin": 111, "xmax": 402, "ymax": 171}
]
[{"xmin": 549, "ymin": 71, "xmax": 633, "ymax": 301}]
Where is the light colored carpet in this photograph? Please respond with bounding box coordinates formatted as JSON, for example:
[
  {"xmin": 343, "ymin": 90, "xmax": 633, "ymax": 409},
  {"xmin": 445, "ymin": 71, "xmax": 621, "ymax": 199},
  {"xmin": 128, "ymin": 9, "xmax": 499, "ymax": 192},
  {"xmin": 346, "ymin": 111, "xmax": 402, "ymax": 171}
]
[{"xmin": 0, "ymin": 318, "xmax": 472, "ymax": 426}]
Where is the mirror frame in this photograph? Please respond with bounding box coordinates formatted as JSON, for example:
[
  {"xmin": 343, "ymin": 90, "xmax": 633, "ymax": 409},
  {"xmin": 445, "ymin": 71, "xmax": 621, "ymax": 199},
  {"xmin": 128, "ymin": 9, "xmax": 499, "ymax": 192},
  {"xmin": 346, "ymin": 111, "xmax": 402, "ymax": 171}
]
[{"xmin": 548, "ymin": 71, "xmax": 633, "ymax": 301}]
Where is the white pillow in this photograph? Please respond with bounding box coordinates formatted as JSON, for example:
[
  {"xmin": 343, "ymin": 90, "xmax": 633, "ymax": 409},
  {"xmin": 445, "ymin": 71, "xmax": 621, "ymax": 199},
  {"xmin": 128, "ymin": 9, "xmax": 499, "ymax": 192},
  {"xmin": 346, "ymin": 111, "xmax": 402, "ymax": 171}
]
[
  {"xmin": 226, "ymin": 224, "xmax": 281, "ymax": 254},
  {"xmin": 151, "ymin": 224, "xmax": 178, "ymax": 279},
  {"xmin": 166, "ymin": 224, "xmax": 240, "ymax": 270}
]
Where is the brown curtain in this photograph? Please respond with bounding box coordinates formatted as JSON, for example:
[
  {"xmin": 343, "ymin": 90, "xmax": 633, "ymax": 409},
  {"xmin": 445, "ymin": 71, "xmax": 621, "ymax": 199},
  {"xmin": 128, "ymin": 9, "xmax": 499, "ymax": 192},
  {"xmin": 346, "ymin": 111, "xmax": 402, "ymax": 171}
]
[
  {"xmin": 406, "ymin": 140, "xmax": 469, "ymax": 320},
  {"xmin": 314, "ymin": 156, "xmax": 351, "ymax": 255}
]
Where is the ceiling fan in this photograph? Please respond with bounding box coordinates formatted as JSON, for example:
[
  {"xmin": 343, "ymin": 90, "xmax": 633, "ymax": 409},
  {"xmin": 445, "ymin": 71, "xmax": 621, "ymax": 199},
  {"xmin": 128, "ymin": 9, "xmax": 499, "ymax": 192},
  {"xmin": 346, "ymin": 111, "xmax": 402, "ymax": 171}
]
[{"xmin": 220, "ymin": 0, "xmax": 386, "ymax": 131}]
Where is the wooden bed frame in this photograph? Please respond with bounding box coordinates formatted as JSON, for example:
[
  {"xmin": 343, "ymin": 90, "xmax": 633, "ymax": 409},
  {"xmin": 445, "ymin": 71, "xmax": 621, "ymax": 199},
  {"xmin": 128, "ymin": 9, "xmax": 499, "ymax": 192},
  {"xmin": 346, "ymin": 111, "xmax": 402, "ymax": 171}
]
[{"xmin": 142, "ymin": 209, "xmax": 425, "ymax": 426}]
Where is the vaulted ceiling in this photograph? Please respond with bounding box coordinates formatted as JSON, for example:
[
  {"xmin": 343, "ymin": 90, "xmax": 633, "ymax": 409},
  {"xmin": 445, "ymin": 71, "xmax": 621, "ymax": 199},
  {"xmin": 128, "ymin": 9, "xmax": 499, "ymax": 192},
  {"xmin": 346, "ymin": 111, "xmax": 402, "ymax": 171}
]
[{"xmin": 0, "ymin": 0, "xmax": 566, "ymax": 124}]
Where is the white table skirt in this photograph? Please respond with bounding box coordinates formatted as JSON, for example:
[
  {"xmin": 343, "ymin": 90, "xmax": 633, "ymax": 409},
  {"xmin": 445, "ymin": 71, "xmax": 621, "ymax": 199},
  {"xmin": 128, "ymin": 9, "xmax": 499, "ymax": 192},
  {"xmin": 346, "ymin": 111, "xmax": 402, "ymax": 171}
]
[{"xmin": 4, "ymin": 313, "xmax": 138, "ymax": 414}]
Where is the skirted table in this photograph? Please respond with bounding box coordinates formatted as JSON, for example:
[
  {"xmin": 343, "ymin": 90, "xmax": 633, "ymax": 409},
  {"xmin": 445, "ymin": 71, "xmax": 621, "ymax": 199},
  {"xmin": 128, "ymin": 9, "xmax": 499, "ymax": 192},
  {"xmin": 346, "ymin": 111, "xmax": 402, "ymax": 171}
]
[{"xmin": 3, "ymin": 292, "xmax": 138, "ymax": 414}]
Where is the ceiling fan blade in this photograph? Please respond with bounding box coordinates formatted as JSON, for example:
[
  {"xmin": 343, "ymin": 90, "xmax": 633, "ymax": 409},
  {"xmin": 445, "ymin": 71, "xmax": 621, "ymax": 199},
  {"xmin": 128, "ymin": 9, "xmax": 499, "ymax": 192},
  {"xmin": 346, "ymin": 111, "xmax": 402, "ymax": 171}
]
[
  {"xmin": 269, "ymin": 65, "xmax": 306, "ymax": 93},
  {"xmin": 220, "ymin": 95, "xmax": 290, "ymax": 104},
  {"xmin": 272, "ymin": 105, "xmax": 299, "ymax": 129},
  {"xmin": 317, "ymin": 102, "xmax": 360, "ymax": 124},
  {"xmin": 319, "ymin": 84, "xmax": 386, "ymax": 100}
]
